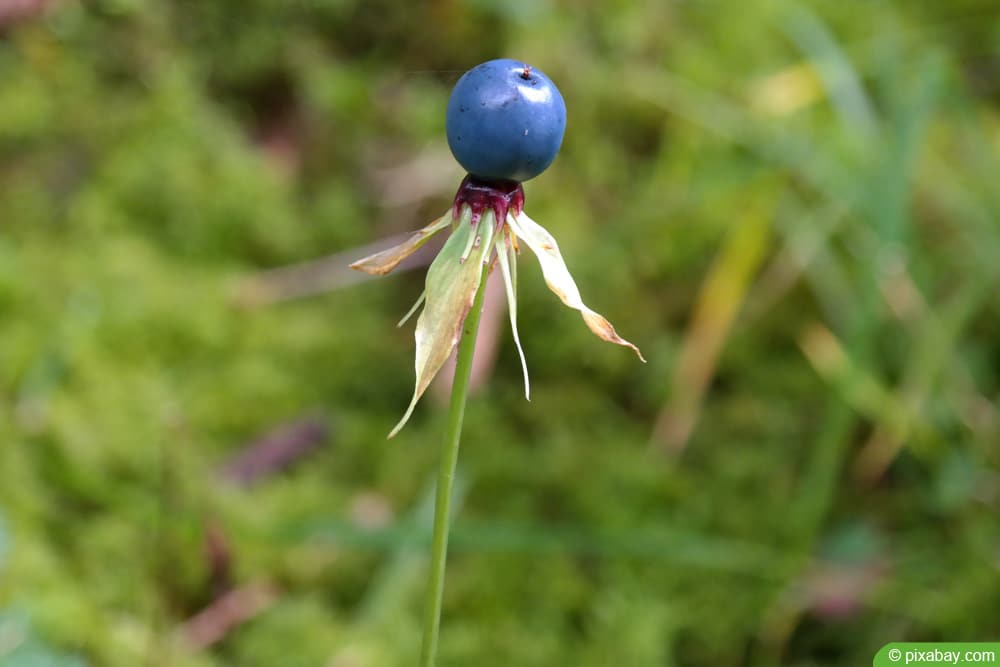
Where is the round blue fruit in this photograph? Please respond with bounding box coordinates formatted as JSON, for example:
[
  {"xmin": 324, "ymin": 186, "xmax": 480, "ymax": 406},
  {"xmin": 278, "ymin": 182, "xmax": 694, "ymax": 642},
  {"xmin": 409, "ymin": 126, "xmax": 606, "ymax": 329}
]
[{"xmin": 446, "ymin": 59, "xmax": 566, "ymax": 182}]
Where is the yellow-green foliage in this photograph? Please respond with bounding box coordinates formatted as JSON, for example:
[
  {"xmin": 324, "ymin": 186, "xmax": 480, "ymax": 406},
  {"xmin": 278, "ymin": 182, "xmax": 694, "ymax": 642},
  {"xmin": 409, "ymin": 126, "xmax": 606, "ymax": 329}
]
[{"xmin": 1, "ymin": 1, "xmax": 998, "ymax": 666}]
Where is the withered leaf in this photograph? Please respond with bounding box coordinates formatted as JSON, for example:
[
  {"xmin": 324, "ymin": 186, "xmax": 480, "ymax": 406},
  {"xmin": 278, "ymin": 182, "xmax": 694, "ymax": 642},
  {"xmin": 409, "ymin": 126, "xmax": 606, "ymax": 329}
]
[
  {"xmin": 350, "ymin": 214, "xmax": 452, "ymax": 276},
  {"xmin": 507, "ymin": 212, "xmax": 645, "ymax": 362}
]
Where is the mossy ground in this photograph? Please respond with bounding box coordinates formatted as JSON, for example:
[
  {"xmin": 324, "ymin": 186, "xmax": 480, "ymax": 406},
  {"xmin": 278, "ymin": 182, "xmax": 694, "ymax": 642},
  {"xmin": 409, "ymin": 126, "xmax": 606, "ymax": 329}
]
[{"xmin": 1, "ymin": 2, "xmax": 998, "ymax": 666}]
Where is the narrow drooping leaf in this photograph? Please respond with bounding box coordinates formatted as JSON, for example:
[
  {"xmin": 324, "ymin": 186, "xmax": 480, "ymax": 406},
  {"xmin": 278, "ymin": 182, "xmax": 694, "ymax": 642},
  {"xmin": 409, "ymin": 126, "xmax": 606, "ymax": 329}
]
[
  {"xmin": 389, "ymin": 211, "xmax": 496, "ymax": 438},
  {"xmin": 350, "ymin": 214, "xmax": 452, "ymax": 276},
  {"xmin": 397, "ymin": 290, "xmax": 426, "ymax": 328},
  {"xmin": 508, "ymin": 212, "xmax": 645, "ymax": 362},
  {"xmin": 495, "ymin": 230, "xmax": 530, "ymax": 399}
]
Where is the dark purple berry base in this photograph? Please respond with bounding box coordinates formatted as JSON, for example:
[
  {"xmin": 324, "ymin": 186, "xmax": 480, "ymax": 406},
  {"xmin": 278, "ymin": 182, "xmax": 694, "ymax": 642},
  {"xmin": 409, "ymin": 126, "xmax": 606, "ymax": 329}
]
[{"xmin": 452, "ymin": 175, "xmax": 525, "ymax": 228}]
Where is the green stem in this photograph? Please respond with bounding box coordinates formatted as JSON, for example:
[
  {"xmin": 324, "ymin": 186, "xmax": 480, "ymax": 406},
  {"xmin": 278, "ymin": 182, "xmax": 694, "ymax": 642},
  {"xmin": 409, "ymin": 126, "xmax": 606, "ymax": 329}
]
[{"xmin": 418, "ymin": 266, "xmax": 489, "ymax": 667}]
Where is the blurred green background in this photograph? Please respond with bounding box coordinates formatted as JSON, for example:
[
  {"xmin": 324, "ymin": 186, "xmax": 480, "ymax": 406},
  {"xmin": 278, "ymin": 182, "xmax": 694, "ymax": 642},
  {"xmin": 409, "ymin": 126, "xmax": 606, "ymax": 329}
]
[{"xmin": 1, "ymin": 1, "xmax": 999, "ymax": 665}]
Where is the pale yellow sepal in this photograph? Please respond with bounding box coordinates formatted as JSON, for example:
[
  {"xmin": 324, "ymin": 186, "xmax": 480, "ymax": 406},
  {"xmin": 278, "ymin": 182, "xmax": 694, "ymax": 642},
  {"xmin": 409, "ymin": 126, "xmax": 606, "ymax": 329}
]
[
  {"xmin": 495, "ymin": 229, "xmax": 530, "ymax": 399},
  {"xmin": 507, "ymin": 212, "xmax": 645, "ymax": 362},
  {"xmin": 349, "ymin": 214, "xmax": 452, "ymax": 276}
]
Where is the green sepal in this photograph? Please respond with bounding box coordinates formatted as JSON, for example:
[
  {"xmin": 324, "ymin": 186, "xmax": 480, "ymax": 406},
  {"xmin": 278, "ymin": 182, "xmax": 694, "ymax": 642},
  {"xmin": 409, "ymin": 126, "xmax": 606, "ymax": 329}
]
[{"xmin": 389, "ymin": 209, "xmax": 496, "ymax": 438}]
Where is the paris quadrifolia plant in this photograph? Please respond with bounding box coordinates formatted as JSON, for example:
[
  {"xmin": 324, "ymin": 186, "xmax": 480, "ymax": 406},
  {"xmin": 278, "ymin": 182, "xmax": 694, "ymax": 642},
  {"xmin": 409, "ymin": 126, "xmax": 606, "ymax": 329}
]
[{"xmin": 350, "ymin": 59, "xmax": 644, "ymax": 666}]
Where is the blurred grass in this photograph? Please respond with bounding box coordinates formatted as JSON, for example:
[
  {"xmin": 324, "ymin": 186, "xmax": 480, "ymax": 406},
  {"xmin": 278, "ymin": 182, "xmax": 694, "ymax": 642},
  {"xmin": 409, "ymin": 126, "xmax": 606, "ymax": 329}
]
[{"xmin": 1, "ymin": 1, "xmax": 999, "ymax": 666}]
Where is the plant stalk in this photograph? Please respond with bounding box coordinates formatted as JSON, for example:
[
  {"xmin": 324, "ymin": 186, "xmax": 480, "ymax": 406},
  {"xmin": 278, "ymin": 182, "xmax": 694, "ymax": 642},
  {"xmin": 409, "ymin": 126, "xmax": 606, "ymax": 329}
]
[{"xmin": 418, "ymin": 266, "xmax": 489, "ymax": 667}]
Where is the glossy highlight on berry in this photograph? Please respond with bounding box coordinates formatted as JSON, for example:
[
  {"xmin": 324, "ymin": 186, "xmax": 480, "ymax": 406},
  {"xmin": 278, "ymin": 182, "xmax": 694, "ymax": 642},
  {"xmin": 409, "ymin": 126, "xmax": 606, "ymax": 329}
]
[
  {"xmin": 352, "ymin": 58, "xmax": 644, "ymax": 667},
  {"xmin": 351, "ymin": 58, "xmax": 644, "ymax": 432},
  {"xmin": 446, "ymin": 58, "xmax": 567, "ymax": 182}
]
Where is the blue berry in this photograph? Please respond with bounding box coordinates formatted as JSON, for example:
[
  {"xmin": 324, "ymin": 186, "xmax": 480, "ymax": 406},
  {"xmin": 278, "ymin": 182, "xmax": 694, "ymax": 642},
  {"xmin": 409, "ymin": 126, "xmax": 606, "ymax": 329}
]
[{"xmin": 446, "ymin": 59, "xmax": 566, "ymax": 183}]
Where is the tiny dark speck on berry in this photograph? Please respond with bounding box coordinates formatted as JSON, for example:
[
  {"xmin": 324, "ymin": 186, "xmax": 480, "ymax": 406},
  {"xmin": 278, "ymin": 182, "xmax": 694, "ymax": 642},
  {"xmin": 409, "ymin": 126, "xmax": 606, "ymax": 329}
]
[{"xmin": 445, "ymin": 58, "xmax": 566, "ymax": 181}]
